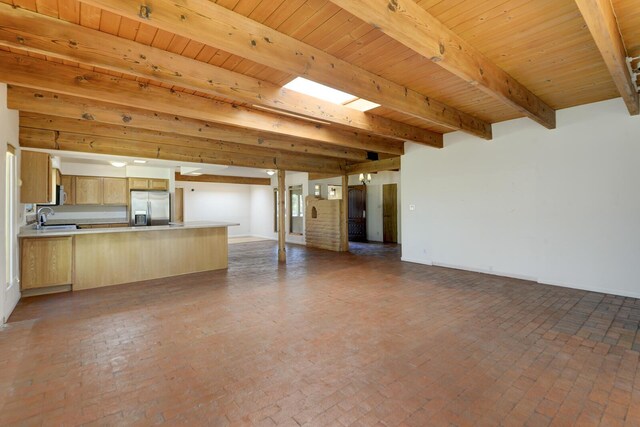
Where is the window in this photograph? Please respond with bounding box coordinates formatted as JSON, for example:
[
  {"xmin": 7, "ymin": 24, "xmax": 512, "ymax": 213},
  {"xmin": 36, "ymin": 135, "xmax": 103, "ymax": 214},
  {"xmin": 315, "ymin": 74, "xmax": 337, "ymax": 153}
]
[
  {"xmin": 283, "ymin": 77, "xmax": 380, "ymax": 111},
  {"xmin": 289, "ymin": 185, "xmax": 303, "ymax": 234}
]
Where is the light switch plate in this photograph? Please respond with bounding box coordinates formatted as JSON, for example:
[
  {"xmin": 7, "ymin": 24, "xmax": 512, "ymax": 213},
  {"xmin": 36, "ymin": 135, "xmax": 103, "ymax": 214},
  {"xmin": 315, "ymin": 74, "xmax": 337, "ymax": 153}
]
[{"xmin": 409, "ymin": 204, "xmax": 415, "ymax": 211}]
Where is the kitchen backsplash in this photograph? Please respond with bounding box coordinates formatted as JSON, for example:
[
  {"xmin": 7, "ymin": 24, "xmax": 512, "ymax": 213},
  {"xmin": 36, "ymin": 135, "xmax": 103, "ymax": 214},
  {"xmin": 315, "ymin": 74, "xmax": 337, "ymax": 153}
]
[{"xmin": 42, "ymin": 205, "xmax": 128, "ymax": 221}]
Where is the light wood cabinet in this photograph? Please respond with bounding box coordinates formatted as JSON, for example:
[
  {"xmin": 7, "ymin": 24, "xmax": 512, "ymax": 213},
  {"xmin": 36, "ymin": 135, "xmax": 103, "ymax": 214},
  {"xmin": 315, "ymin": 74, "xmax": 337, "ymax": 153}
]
[
  {"xmin": 75, "ymin": 176, "xmax": 103, "ymax": 205},
  {"xmin": 60, "ymin": 175, "xmax": 75, "ymax": 205},
  {"xmin": 150, "ymin": 179, "xmax": 168, "ymax": 190},
  {"xmin": 129, "ymin": 178, "xmax": 168, "ymax": 191},
  {"xmin": 128, "ymin": 178, "xmax": 150, "ymax": 190},
  {"xmin": 21, "ymin": 237, "xmax": 73, "ymax": 289},
  {"xmin": 20, "ymin": 151, "xmax": 52, "ymax": 203},
  {"xmin": 103, "ymin": 178, "xmax": 128, "ymax": 205}
]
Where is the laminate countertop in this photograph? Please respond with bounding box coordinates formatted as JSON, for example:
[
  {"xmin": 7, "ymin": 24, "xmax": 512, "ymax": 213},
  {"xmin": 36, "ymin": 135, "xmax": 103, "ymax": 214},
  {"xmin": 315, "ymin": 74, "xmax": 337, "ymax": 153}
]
[{"xmin": 19, "ymin": 221, "xmax": 239, "ymax": 238}]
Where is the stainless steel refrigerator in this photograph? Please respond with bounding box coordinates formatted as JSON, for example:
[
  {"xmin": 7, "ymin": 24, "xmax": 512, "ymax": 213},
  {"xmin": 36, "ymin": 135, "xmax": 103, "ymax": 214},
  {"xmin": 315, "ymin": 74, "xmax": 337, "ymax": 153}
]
[{"xmin": 130, "ymin": 191, "xmax": 170, "ymax": 226}]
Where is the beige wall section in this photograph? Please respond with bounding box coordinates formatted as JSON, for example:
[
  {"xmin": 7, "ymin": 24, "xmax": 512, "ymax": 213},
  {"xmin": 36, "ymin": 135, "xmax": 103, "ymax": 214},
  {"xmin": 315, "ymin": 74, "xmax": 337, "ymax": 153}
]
[
  {"xmin": 305, "ymin": 197, "xmax": 343, "ymax": 252},
  {"xmin": 73, "ymin": 227, "xmax": 228, "ymax": 290}
]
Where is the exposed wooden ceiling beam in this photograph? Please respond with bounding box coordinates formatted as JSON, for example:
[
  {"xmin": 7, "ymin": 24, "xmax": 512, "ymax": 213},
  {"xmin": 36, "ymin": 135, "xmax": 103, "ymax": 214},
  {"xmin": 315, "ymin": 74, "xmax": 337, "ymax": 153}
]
[
  {"xmin": 19, "ymin": 112, "xmax": 359, "ymax": 165},
  {"xmin": 81, "ymin": 0, "xmax": 492, "ymax": 139},
  {"xmin": 13, "ymin": 98, "xmax": 373, "ymax": 161},
  {"xmin": 0, "ymin": 51, "xmax": 402, "ymax": 154},
  {"xmin": 329, "ymin": 0, "xmax": 557, "ymax": 129},
  {"xmin": 19, "ymin": 127, "xmax": 347, "ymax": 174},
  {"xmin": 175, "ymin": 173, "xmax": 271, "ymax": 186},
  {"xmin": 346, "ymin": 157, "xmax": 401, "ymax": 175},
  {"xmin": 575, "ymin": 0, "xmax": 639, "ymax": 115},
  {"xmin": 0, "ymin": 3, "xmax": 441, "ymax": 147}
]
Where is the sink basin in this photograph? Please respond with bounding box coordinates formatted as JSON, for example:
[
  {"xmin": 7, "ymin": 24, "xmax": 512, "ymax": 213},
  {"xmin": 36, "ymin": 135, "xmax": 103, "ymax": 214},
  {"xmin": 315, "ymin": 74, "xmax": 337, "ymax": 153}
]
[{"xmin": 40, "ymin": 224, "xmax": 79, "ymax": 231}]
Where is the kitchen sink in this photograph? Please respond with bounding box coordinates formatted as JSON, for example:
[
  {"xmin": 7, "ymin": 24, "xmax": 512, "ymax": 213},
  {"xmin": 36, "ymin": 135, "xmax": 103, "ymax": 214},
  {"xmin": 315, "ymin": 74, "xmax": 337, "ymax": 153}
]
[{"xmin": 39, "ymin": 224, "xmax": 79, "ymax": 230}]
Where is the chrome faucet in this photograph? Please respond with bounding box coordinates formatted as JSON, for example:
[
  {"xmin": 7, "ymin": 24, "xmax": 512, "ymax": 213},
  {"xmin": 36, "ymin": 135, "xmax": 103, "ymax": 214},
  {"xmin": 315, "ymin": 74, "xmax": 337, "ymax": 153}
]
[{"xmin": 36, "ymin": 206, "xmax": 55, "ymax": 230}]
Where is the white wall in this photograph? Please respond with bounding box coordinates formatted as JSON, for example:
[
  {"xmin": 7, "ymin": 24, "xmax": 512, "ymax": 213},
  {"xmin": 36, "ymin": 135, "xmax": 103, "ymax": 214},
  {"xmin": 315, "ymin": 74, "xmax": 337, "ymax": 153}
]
[
  {"xmin": 402, "ymin": 98, "xmax": 640, "ymax": 298},
  {"xmin": 179, "ymin": 181, "xmax": 252, "ymax": 236},
  {"xmin": 250, "ymin": 185, "xmax": 275, "ymax": 239},
  {"xmin": 0, "ymin": 83, "xmax": 21, "ymax": 321}
]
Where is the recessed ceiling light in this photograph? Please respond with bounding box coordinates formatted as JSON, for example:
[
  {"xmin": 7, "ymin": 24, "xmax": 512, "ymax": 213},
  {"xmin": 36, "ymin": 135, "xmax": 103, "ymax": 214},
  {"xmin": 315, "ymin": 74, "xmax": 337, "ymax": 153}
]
[
  {"xmin": 266, "ymin": 169, "xmax": 276, "ymax": 176},
  {"xmin": 110, "ymin": 161, "xmax": 126, "ymax": 168},
  {"xmin": 133, "ymin": 159, "xmax": 147, "ymax": 164},
  {"xmin": 284, "ymin": 77, "xmax": 357, "ymax": 105}
]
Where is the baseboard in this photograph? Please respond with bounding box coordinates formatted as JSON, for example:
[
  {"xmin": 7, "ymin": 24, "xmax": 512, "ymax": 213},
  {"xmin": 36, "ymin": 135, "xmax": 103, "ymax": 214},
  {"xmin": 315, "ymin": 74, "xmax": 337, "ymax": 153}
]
[
  {"xmin": 537, "ymin": 278, "xmax": 640, "ymax": 299},
  {"xmin": 402, "ymin": 257, "xmax": 640, "ymax": 299},
  {"xmin": 401, "ymin": 257, "xmax": 433, "ymax": 265}
]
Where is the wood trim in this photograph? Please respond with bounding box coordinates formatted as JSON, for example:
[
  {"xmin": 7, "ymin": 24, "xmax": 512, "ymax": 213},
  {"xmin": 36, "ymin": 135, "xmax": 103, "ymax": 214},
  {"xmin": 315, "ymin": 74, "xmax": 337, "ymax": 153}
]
[
  {"xmin": 346, "ymin": 157, "xmax": 401, "ymax": 175},
  {"xmin": 7, "ymin": 144, "xmax": 15, "ymax": 155},
  {"xmin": 175, "ymin": 173, "xmax": 271, "ymax": 186},
  {"xmin": 575, "ymin": 0, "xmax": 639, "ymax": 115},
  {"xmin": 19, "ymin": 127, "xmax": 347, "ymax": 175},
  {"xmin": 0, "ymin": 3, "xmax": 441, "ymax": 147},
  {"xmin": 331, "ymin": 0, "xmax": 556, "ymax": 129},
  {"xmin": 81, "ymin": 0, "xmax": 492, "ymax": 139},
  {"xmin": 11, "ymin": 89, "xmax": 389, "ymax": 159},
  {"xmin": 277, "ymin": 170, "xmax": 286, "ymax": 263},
  {"xmin": 0, "ymin": 52, "xmax": 403, "ymax": 154}
]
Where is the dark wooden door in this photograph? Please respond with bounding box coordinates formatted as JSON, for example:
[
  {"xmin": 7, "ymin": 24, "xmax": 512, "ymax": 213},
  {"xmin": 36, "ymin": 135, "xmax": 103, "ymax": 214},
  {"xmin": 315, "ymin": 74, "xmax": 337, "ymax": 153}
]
[
  {"xmin": 348, "ymin": 185, "xmax": 366, "ymax": 241},
  {"xmin": 383, "ymin": 184, "xmax": 398, "ymax": 243}
]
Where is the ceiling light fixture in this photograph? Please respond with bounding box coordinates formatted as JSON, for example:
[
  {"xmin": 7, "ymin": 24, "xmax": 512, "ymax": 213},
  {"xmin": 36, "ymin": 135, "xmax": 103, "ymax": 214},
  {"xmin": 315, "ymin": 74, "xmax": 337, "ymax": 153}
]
[
  {"xmin": 359, "ymin": 173, "xmax": 372, "ymax": 185},
  {"xmin": 189, "ymin": 172, "xmax": 203, "ymax": 176},
  {"xmin": 133, "ymin": 159, "xmax": 147, "ymax": 164},
  {"xmin": 266, "ymin": 169, "xmax": 276, "ymax": 176},
  {"xmin": 110, "ymin": 161, "xmax": 126, "ymax": 168}
]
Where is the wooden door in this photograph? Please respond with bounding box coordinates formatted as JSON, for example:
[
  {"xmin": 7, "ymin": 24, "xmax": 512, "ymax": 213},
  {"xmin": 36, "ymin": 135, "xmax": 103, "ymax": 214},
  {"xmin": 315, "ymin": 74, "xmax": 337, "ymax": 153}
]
[
  {"xmin": 60, "ymin": 175, "xmax": 75, "ymax": 205},
  {"xmin": 348, "ymin": 185, "xmax": 366, "ymax": 242},
  {"xmin": 175, "ymin": 187, "xmax": 184, "ymax": 222},
  {"xmin": 103, "ymin": 178, "xmax": 128, "ymax": 205},
  {"xmin": 383, "ymin": 184, "xmax": 398, "ymax": 243},
  {"xmin": 75, "ymin": 176, "xmax": 103, "ymax": 205}
]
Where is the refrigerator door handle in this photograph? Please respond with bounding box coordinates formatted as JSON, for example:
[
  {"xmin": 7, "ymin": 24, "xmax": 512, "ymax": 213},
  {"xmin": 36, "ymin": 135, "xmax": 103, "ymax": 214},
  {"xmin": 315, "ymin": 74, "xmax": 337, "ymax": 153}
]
[{"xmin": 148, "ymin": 200, "xmax": 151, "ymax": 225}]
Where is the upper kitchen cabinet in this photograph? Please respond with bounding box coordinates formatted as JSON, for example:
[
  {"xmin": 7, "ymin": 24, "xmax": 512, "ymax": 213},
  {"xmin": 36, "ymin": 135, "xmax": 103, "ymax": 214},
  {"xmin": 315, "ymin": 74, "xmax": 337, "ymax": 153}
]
[
  {"xmin": 20, "ymin": 151, "xmax": 52, "ymax": 204},
  {"xmin": 149, "ymin": 179, "xmax": 169, "ymax": 191},
  {"xmin": 103, "ymin": 178, "xmax": 128, "ymax": 205},
  {"xmin": 60, "ymin": 175, "xmax": 75, "ymax": 205},
  {"xmin": 75, "ymin": 176, "xmax": 103, "ymax": 205},
  {"xmin": 72, "ymin": 176, "xmax": 128, "ymax": 206},
  {"xmin": 129, "ymin": 178, "xmax": 169, "ymax": 191}
]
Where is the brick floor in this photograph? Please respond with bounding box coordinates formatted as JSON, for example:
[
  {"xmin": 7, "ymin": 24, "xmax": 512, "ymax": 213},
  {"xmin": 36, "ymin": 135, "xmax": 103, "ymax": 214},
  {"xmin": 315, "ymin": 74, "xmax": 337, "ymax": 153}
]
[{"xmin": 1, "ymin": 241, "xmax": 639, "ymax": 426}]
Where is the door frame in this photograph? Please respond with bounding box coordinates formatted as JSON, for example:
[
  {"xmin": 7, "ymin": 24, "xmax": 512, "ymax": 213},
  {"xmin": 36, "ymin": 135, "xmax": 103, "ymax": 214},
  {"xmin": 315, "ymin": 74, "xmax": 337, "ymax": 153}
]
[{"xmin": 4, "ymin": 146, "xmax": 20, "ymax": 323}]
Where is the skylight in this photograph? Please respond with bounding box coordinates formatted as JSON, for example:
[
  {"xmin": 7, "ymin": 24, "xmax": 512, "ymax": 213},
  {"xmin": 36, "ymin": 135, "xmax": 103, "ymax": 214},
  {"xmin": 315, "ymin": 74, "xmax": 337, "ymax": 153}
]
[{"xmin": 283, "ymin": 77, "xmax": 380, "ymax": 112}]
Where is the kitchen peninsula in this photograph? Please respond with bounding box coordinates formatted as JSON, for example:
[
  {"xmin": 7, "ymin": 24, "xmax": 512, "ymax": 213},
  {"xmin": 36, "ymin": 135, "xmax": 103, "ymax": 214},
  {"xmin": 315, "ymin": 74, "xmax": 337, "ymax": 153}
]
[{"xmin": 19, "ymin": 222, "xmax": 238, "ymax": 293}]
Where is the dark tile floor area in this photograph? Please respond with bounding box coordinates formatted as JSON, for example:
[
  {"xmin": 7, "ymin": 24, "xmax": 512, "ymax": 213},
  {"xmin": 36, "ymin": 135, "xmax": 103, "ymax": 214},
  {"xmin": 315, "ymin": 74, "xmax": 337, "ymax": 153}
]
[{"xmin": 0, "ymin": 241, "xmax": 639, "ymax": 426}]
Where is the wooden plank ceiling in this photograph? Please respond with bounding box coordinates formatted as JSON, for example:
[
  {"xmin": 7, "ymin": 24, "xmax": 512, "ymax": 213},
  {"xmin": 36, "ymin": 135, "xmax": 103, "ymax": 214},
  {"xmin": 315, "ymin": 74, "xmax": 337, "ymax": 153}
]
[{"xmin": 0, "ymin": 0, "xmax": 636, "ymax": 172}]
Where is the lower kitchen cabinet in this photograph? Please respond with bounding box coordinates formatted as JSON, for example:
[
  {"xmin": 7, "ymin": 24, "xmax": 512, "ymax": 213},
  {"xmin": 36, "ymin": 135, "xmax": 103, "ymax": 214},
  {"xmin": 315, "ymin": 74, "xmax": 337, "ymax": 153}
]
[{"xmin": 21, "ymin": 237, "xmax": 73, "ymax": 289}]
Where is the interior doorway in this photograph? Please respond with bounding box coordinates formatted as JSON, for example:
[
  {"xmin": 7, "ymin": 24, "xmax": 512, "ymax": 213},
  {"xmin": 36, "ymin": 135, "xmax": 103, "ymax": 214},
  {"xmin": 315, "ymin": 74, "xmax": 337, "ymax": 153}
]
[
  {"xmin": 383, "ymin": 183, "xmax": 398, "ymax": 243},
  {"xmin": 289, "ymin": 185, "xmax": 303, "ymax": 234},
  {"xmin": 348, "ymin": 185, "xmax": 366, "ymax": 242}
]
